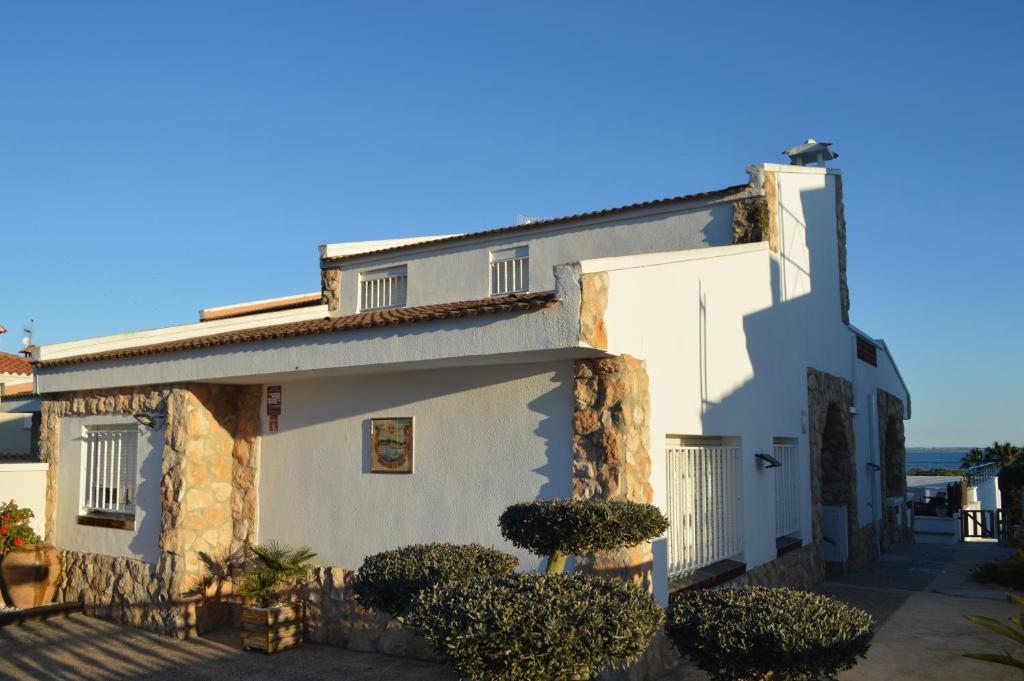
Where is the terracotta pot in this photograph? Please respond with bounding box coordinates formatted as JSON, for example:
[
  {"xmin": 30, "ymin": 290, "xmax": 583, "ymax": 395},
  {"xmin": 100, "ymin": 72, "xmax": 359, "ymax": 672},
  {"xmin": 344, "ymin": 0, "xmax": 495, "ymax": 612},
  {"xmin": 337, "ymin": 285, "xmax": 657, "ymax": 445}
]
[{"xmin": 1, "ymin": 545, "xmax": 60, "ymax": 609}]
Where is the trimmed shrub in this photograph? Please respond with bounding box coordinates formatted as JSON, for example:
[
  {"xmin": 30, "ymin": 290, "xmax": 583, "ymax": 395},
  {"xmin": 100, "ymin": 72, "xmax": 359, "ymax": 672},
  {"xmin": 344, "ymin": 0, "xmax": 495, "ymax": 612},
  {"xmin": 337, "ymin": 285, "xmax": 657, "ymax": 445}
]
[
  {"xmin": 972, "ymin": 549, "xmax": 1024, "ymax": 590},
  {"xmin": 499, "ymin": 499, "xmax": 669, "ymax": 572},
  {"xmin": 405, "ymin": 572, "xmax": 664, "ymax": 681},
  {"xmin": 352, "ymin": 543, "xmax": 518, "ymax": 616},
  {"xmin": 666, "ymin": 586, "xmax": 874, "ymax": 681}
]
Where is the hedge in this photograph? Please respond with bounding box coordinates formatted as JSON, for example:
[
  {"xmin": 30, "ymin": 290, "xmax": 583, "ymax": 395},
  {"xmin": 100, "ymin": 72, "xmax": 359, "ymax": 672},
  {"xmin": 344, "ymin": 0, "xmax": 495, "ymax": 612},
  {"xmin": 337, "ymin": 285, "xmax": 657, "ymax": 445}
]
[
  {"xmin": 405, "ymin": 572, "xmax": 664, "ymax": 681},
  {"xmin": 351, "ymin": 543, "xmax": 518, "ymax": 616},
  {"xmin": 666, "ymin": 586, "xmax": 874, "ymax": 681}
]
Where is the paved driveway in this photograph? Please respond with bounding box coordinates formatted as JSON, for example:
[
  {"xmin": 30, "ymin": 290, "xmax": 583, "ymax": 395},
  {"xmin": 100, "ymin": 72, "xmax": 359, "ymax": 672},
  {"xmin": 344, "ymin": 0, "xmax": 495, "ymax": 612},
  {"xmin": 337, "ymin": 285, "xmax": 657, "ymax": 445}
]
[
  {"xmin": 0, "ymin": 614, "xmax": 454, "ymax": 681},
  {"xmin": 0, "ymin": 543, "xmax": 1019, "ymax": 681}
]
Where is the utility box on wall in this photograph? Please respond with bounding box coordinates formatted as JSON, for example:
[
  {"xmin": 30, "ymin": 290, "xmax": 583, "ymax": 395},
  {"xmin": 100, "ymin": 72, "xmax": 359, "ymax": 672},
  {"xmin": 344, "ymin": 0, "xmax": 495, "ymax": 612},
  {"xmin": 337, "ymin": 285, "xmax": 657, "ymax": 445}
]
[{"xmin": 820, "ymin": 504, "xmax": 849, "ymax": 562}]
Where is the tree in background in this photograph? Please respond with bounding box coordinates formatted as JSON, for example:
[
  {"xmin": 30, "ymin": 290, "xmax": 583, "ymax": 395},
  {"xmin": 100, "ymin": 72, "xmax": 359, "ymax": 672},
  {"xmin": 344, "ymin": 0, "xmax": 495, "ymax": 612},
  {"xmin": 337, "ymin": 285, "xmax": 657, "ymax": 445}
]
[{"xmin": 961, "ymin": 442, "xmax": 1022, "ymax": 469}]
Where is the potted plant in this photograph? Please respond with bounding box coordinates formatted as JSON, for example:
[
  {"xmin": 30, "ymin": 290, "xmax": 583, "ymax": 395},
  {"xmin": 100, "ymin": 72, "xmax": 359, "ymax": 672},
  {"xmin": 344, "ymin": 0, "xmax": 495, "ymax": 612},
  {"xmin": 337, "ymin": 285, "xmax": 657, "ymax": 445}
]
[
  {"xmin": 0, "ymin": 500, "xmax": 57, "ymax": 609},
  {"xmin": 237, "ymin": 541, "xmax": 317, "ymax": 654}
]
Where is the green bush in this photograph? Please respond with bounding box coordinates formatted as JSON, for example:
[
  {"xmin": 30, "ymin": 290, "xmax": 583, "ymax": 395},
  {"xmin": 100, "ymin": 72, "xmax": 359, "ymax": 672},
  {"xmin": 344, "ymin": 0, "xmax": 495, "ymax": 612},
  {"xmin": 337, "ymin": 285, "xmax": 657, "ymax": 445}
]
[
  {"xmin": 972, "ymin": 549, "xmax": 1024, "ymax": 590},
  {"xmin": 351, "ymin": 543, "xmax": 518, "ymax": 616},
  {"xmin": 405, "ymin": 572, "xmax": 664, "ymax": 681},
  {"xmin": 666, "ymin": 586, "xmax": 874, "ymax": 681},
  {"xmin": 499, "ymin": 499, "xmax": 669, "ymax": 573}
]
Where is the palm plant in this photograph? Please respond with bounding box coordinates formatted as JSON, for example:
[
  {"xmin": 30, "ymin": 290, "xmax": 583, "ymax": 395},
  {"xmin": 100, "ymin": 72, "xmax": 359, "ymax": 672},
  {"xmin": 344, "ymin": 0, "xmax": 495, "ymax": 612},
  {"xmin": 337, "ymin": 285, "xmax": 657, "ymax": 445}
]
[
  {"xmin": 237, "ymin": 541, "xmax": 317, "ymax": 608},
  {"xmin": 962, "ymin": 442, "xmax": 1023, "ymax": 469},
  {"xmin": 964, "ymin": 592, "xmax": 1024, "ymax": 670}
]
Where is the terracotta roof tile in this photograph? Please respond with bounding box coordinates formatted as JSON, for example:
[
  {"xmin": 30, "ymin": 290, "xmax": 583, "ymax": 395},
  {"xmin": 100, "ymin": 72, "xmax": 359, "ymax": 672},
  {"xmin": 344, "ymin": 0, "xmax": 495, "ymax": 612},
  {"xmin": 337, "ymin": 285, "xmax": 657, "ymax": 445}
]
[
  {"xmin": 37, "ymin": 291, "xmax": 559, "ymax": 368},
  {"xmin": 0, "ymin": 352, "xmax": 32, "ymax": 375},
  {"xmin": 320, "ymin": 184, "xmax": 752, "ymax": 263}
]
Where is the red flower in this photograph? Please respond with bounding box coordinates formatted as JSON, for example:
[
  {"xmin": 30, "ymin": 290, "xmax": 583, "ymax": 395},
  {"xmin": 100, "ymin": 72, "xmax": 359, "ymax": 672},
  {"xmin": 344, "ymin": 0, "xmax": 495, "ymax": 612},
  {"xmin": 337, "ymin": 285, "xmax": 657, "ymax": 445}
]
[
  {"xmin": 12, "ymin": 538, "xmax": 23, "ymax": 547},
  {"xmin": 1, "ymin": 515, "xmax": 9, "ymax": 521},
  {"xmin": 0, "ymin": 526, "xmax": 7, "ymax": 535}
]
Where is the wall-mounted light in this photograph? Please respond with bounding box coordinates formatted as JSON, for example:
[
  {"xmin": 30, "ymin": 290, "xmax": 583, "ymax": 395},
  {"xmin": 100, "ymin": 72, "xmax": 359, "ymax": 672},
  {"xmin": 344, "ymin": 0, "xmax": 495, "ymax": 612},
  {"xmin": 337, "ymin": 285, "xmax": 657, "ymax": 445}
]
[
  {"xmin": 132, "ymin": 411, "xmax": 166, "ymax": 429},
  {"xmin": 866, "ymin": 462, "xmax": 881, "ymax": 473},
  {"xmin": 756, "ymin": 453, "xmax": 782, "ymax": 469}
]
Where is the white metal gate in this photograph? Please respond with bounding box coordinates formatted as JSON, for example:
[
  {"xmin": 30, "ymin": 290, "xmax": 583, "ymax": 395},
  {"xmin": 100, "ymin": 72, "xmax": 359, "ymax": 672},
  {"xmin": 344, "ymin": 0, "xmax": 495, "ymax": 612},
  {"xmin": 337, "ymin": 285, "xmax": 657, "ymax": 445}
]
[
  {"xmin": 666, "ymin": 446, "xmax": 743, "ymax": 576},
  {"xmin": 773, "ymin": 443, "xmax": 800, "ymax": 537}
]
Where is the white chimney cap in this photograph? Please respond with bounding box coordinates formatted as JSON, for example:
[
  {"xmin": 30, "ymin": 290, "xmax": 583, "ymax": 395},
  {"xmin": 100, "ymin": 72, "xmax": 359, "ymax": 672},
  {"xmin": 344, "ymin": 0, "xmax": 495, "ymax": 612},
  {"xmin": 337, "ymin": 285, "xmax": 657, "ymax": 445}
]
[{"xmin": 782, "ymin": 139, "xmax": 838, "ymax": 166}]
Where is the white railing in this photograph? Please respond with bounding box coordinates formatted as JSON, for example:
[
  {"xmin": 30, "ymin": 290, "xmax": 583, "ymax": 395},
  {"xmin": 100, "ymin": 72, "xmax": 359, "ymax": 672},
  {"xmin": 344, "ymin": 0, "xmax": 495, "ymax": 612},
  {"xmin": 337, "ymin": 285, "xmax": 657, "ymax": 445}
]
[
  {"xmin": 83, "ymin": 427, "xmax": 138, "ymax": 515},
  {"xmin": 360, "ymin": 270, "xmax": 407, "ymax": 311},
  {"xmin": 666, "ymin": 445, "xmax": 743, "ymax": 576},
  {"xmin": 490, "ymin": 255, "xmax": 529, "ymax": 295},
  {"xmin": 774, "ymin": 443, "xmax": 800, "ymax": 537}
]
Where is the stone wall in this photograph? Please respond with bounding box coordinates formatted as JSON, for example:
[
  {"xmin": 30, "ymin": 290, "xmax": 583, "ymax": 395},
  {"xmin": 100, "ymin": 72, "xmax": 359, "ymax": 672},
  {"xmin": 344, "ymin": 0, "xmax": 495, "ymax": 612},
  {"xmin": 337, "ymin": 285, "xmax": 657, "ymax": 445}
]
[
  {"xmin": 724, "ymin": 543, "xmax": 825, "ymax": 591},
  {"xmin": 40, "ymin": 383, "xmax": 260, "ymax": 633},
  {"xmin": 571, "ymin": 356, "xmax": 654, "ymax": 590},
  {"xmin": 57, "ymin": 549, "xmax": 198, "ymax": 638},
  {"xmin": 305, "ymin": 565, "xmax": 438, "ymax": 661}
]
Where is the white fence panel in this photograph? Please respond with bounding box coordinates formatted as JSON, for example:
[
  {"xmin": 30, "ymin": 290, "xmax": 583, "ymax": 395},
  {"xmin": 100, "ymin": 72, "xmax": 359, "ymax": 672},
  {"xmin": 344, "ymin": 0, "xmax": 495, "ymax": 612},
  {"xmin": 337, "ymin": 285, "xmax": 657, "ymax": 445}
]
[{"xmin": 666, "ymin": 446, "xmax": 743, "ymax": 576}]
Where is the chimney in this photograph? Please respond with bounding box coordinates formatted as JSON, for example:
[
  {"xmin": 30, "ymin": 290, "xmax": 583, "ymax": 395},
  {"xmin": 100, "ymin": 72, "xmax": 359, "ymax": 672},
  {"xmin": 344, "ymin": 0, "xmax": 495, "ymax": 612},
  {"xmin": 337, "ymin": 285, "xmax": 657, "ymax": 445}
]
[{"xmin": 782, "ymin": 138, "xmax": 838, "ymax": 167}]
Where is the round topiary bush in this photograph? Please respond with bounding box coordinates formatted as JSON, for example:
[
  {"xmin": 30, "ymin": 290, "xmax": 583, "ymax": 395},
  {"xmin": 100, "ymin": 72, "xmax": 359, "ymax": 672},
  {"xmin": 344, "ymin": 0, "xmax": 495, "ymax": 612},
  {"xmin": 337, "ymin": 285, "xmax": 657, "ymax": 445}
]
[
  {"xmin": 351, "ymin": 543, "xmax": 518, "ymax": 616},
  {"xmin": 405, "ymin": 572, "xmax": 665, "ymax": 681},
  {"xmin": 666, "ymin": 586, "xmax": 874, "ymax": 681},
  {"xmin": 499, "ymin": 499, "xmax": 669, "ymax": 572}
]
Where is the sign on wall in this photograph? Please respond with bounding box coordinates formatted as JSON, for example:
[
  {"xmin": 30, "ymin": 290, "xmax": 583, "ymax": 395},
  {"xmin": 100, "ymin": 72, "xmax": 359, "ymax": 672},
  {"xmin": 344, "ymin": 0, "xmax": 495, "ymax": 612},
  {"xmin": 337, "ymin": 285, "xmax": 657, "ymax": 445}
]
[
  {"xmin": 370, "ymin": 417, "xmax": 414, "ymax": 474},
  {"xmin": 267, "ymin": 385, "xmax": 282, "ymax": 433}
]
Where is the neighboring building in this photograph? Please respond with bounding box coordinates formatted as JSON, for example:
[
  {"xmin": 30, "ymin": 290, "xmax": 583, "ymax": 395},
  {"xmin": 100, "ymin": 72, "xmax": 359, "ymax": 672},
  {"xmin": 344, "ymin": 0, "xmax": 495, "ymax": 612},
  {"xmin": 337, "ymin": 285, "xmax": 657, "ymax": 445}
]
[
  {"xmin": 29, "ymin": 146, "xmax": 909, "ymax": 645},
  {"xmin": 0, "ymin": 350, "xmax": 46, "ymax": 538},
  {"xmin": 0, "ymin": 350, "xmax": 34, "ymax": 455}
]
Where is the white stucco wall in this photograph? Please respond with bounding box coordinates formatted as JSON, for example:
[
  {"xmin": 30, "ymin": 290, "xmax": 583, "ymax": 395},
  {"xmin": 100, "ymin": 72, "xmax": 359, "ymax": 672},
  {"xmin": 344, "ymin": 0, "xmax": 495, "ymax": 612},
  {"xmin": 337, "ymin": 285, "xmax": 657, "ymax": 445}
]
[
  {"xmin": 595, "ymin": 243, "xmax": 808, "ymax": 585},
  {"xmin": 54, "ymin": 415, "xmax": 162, "ymax": 563},
  {"xmin": 328, "ymin": 198, "xmax": 742, "ymax": 315},
  {"xmin": 592, "ymin": 164, "xmax": 911, "ymax": 587},
  {"xmin": 0, "ymin": 463, "xmax": 48, "ymax": 535},
  {"xmin": 257, "ymin": 361, "xmax": 574, "ymax": 572}
]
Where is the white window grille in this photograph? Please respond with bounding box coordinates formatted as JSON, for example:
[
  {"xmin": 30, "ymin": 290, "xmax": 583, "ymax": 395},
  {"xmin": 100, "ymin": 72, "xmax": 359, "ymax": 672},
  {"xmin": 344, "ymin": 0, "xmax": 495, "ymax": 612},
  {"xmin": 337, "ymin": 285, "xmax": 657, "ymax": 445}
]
[
  {"xmin": 490, "ymin": 246, "xmax": 529, "ymax": 295},
  {"xmin": 359, "ymin": 266, "xmax": 407, "ymax": 311},
  {"xmin": 774, "ymin": 441, "xmax": 800, "ymax": 537},
  {"xmin": 666, "ymin": 445, "xmax": 743, "ymax": 576},
  {"xmin": 81, "ymin": 426, "xmax": 138, "ymax": 516}
]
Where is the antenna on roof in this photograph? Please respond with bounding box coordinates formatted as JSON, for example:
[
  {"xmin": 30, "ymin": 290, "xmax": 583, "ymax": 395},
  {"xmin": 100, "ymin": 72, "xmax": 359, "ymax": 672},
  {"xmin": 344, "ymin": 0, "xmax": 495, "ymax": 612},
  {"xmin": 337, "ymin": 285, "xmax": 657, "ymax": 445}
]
[
  {"xmin": 21, "ymin": 320, "xmax": 33, "ymax": 347},
  {"xmin": 517, "ymin": 214, "xmax": 541, "ymax": 225}
]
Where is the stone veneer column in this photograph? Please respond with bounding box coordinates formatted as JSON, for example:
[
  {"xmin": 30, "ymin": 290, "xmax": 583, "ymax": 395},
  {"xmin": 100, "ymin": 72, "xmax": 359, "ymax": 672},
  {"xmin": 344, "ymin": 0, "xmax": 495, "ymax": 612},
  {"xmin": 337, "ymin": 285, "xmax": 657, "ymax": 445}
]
[
  {"xmin": 571, "ymin": 355, "xmax": 654, "ymax": 590},
  {"xmin": 876, "ymin": 390, "xmax": 910, "ymax": 547},
  {"xmin": 321, "ymin": 268, "xmax": 341, "ymax": 312},
  {"xmin": 806, "ymin": 368, "xmax": 876, "ymax": 572}
]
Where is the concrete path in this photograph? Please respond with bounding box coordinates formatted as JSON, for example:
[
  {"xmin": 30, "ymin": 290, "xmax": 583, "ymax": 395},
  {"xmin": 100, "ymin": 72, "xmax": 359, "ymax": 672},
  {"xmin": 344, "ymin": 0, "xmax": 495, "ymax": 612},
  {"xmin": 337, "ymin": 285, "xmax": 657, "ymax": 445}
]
[
  {"xmin": 658, "ymin": 542, "xmax": 1022, "ymax": 680},
  {"xmin": 0, "ymin": 543, "xmax": 1018, "ymax": 680},
  {"xmin": 0, "ymin": 613, "xmax": 455, "ymax": 681}
]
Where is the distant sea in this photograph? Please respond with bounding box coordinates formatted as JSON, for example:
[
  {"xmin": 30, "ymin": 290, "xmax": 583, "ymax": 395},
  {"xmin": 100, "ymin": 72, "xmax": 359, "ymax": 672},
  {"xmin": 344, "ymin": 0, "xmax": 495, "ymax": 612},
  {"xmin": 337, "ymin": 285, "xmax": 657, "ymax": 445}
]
[{"xmin": 905, "ymin": 448, "xmax": 973, "ymax": 473}]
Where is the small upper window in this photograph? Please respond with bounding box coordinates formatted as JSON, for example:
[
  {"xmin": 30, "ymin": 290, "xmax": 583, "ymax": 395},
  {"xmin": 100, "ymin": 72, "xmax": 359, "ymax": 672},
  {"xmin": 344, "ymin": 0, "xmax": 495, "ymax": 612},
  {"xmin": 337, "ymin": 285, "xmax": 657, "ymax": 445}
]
[
  {"xmin": 81, "ymin": 425, "xmax": 139, "ymax": 517},
  {"xmin": 360, "ymin": 266, "xmax": 407, "ymax": 311},
  {"xmin": 490, "ymin": 246, "xmax": 529, "ymax": 295}
]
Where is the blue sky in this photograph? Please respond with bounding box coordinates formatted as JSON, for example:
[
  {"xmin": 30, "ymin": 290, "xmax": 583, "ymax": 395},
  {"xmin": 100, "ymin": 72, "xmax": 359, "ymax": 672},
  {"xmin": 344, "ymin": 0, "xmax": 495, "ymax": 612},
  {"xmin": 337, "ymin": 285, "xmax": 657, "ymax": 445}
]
[{"xmin": 1, "ymin": 2, "xmax": 1021, "ymax": 446}]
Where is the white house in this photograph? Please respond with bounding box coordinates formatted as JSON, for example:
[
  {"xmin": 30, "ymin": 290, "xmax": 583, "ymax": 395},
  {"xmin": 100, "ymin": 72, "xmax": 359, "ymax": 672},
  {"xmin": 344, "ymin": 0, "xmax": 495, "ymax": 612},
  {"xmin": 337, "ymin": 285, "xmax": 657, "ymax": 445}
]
[{"xmin": 28, "ymin": 143, "xmax": 909, "ymax": 647}]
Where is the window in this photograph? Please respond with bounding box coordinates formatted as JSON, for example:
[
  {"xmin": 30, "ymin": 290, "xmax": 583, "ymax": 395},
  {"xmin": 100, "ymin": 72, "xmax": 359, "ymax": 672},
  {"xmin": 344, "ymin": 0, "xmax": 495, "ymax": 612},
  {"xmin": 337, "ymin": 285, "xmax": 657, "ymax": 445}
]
[
  {"xmin": 490, "ymin": 246, "xmax": 529, "ymax": 295},
  {"xmin": 81, "ymin": 426, "xmax": 138, "ymax": 517},
  {"xmin": 855, "ymin": 335, "xmax": 877, "ymax": 366},
  {"xmin": 359, "ymin": 266, "xmax": 407, "ymax": 311}
]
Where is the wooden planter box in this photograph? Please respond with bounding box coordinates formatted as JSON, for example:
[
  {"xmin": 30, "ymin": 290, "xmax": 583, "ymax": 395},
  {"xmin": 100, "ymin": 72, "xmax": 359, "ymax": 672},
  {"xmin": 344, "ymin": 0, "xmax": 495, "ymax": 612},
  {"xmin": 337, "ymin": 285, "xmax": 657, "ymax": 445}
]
[{"xmin": 241, "ymin": 603, "xmax": 305, "ymax": 654}]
